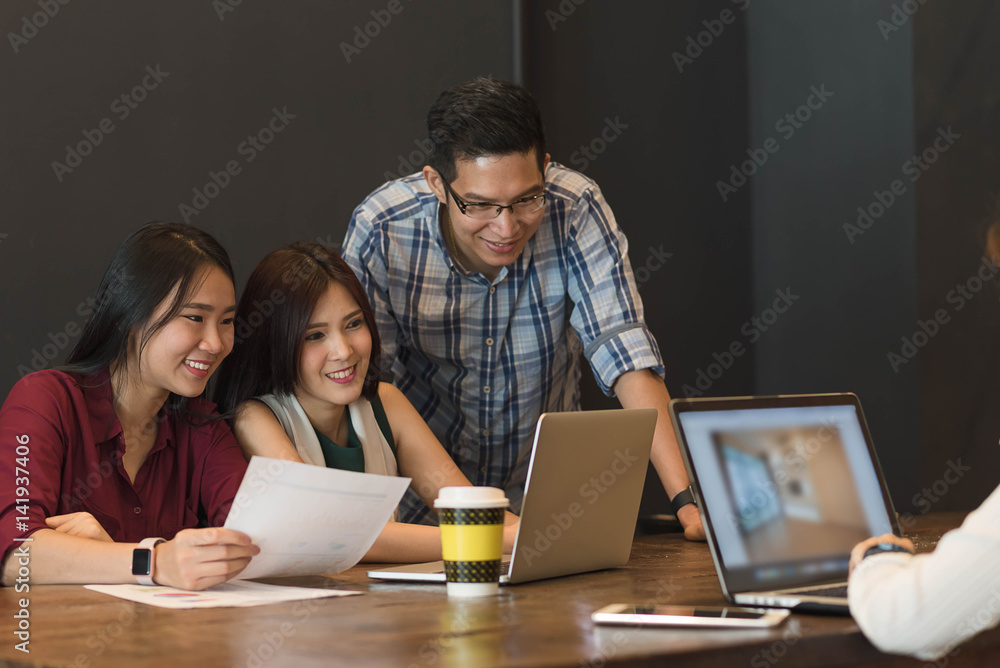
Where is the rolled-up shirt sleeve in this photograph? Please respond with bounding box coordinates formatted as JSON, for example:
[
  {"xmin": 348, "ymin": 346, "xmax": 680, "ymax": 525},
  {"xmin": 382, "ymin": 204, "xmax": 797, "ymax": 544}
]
[
  {"xmin": 848, "ymin": 484, "xmax": 1000, "ymax": 660},
  {"xmin": 565, "ymin": 183, "xmax": 664, "ymax": 395}
]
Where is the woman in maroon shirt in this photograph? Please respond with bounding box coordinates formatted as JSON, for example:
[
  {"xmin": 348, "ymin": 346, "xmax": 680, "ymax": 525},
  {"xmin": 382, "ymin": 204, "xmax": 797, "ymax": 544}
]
[{"xmin": 0, "ymin": 223, "xmax": 257, "ymax": 590}]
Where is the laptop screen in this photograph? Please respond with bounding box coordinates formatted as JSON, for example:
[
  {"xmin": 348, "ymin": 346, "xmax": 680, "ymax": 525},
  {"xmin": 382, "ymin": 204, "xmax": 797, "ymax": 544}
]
[{"xmin": 673, "ymin": 395, "xmax": 897, "ymax": 593}]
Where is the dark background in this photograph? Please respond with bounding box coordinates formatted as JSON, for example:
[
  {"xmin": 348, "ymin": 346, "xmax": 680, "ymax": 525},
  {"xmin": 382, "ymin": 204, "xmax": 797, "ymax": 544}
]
[{"xmin": 2, "ymin": 0, "xmax": 999, "ymax": 517}]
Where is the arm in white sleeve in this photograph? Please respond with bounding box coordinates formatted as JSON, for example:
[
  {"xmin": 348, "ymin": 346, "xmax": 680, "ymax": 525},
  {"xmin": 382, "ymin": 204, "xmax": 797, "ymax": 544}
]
[{"xmin": 848, "ymin": 484, "xmax": 1000, "ymax": 660}]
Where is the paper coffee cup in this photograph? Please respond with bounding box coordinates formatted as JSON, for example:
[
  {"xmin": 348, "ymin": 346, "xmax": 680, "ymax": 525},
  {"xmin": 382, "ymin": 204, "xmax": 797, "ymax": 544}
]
[{"xmin": 435, "ymin": 486, "xmax": 509, "ymax": 597}]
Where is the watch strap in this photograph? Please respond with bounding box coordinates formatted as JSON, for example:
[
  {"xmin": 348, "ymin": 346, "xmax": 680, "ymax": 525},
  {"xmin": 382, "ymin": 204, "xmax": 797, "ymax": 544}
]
[
  {"xmin": 133, "ymin": 537, "xmax": 165, "ymax": 586},
  {"xmin": 862, "ymin": 542, "xmax": 913, "ymax": 561},
  {"xmin": 670, "ymin": 486, "xmax": 696, "ymax": 514}
]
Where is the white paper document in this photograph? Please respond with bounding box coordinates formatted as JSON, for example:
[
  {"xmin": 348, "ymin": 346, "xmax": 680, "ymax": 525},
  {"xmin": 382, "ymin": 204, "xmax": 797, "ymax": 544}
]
[
  {"xmin": 85, "ymin": 580, "xmax": 360, "ymax": 609},
  {"xmin": 224, "ymin": 456, "xmax": 410, "ymax": 579}
]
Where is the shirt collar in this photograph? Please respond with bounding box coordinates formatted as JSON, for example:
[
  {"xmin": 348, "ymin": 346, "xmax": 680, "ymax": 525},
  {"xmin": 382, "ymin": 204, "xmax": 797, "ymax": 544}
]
[
  {"xmin": 81, "ymin": 368, "xmax": 175, "ymax": 448},
  {"xmin": 82, "ymin": 369, "xmax": 123, "ymax": 444},
  {"xmin": 432, "ymin": 203, "xmax": 519, "ymax": 286}
]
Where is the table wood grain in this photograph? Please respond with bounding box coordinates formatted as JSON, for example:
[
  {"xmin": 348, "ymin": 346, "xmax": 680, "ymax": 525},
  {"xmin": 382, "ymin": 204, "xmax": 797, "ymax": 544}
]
[{"xmin": 2, "ymin": 512, "xmax": 995, "ymax": 667}]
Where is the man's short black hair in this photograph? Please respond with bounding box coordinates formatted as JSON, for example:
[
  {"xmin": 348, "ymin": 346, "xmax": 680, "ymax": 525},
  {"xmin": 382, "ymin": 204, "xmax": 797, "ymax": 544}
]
[{"xmin": 426, "ymin": 77, "xmax": 546, "ymax": 182}]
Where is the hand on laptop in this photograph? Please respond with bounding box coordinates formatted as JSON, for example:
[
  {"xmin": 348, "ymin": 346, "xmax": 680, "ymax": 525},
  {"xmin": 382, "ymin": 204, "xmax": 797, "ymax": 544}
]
[
  {"xmin": 849, "ymin": 534, "xmax": 915, "ymax": 575},
  {"xmin": 678, "ymin": 505, "xmax": 706, "ymax": 541},
  {"xmin": 502, "ymin": 514, "xmax": 520, "ymax": 553}
]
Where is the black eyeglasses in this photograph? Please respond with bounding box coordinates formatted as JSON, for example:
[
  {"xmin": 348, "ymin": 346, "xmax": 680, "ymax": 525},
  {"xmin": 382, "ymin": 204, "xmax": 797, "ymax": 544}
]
[{"xmin": 442, "ymin": 179, "xmax": 546, "ymax": 221}]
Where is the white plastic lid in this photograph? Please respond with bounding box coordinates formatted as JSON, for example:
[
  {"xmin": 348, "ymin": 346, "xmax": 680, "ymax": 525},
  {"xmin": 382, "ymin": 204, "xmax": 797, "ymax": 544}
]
[{"xmin": 434, "ymin": 486, "xmax": 509, "ymax": 509}]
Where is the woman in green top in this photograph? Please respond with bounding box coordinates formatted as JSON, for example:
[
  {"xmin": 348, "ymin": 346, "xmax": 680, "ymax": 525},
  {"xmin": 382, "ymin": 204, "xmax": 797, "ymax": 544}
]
[{"xmin": 215, "ymin": 243, "xmax": 518, "ymax": 562}]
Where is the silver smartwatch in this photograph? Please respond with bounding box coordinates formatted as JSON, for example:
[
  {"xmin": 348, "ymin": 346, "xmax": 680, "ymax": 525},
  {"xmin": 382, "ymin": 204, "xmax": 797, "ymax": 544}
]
[{"xmin": 132, "ymin": 537, "xmax": 165, "ymax": 586}]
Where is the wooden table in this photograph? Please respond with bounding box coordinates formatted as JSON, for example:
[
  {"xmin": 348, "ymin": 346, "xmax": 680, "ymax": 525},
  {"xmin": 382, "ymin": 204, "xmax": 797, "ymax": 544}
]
[{"xmin": 2, "ymin": 512, "xmax": 996, "ymax": 667}]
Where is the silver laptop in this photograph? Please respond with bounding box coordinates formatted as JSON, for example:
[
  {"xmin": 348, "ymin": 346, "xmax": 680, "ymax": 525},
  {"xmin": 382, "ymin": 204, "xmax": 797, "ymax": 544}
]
[
  {"xmin": 368, "ymin": 408, "xmax": 657, "ymax": 585},
  {"xmin": 669, "ymin": 393, "xmax": 900, "ymax": 613}
]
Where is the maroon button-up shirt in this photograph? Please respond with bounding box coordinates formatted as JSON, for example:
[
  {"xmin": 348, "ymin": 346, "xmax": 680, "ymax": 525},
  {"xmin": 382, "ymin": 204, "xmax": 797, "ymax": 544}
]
[{"xmin": 1, "ymin": 369, "xmax": 248, "ymax": 563}]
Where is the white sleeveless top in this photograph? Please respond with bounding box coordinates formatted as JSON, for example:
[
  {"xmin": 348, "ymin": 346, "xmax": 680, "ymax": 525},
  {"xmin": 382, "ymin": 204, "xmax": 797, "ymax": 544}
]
[{"xmin": 256, "ymin": 392, "xmax": 398, "ymax": 477}]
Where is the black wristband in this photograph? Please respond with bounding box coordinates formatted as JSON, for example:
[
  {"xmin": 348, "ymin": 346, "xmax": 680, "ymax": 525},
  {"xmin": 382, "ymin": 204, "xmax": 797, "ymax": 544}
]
[
  {"xmin": 862, "ymin": 542, "xmax": 914, "ymax": 560},
  {"xmin": 670, "ymin": 486, "xmax": 696, "ymax": 514}
]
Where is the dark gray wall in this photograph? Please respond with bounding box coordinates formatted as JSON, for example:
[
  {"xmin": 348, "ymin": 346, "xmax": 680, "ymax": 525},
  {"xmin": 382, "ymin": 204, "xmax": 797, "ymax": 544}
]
[
  {"xmin": 525, "ymin": 0, "xmax": 753, "ymax": 515},
  {"xmin": 0, "ymin": 0, "xmax": 514, "ymax": 383},
  {"xmin": 3, "ymin": 1, "xmax": 1000, "ymax": 517},
  {"xmin": 746, "ymin": 2, "xmax": 918, "ymax": 510},
  {"xmin": 914, "ymin": 1, "xmax": 1000, "ymax": 512}
]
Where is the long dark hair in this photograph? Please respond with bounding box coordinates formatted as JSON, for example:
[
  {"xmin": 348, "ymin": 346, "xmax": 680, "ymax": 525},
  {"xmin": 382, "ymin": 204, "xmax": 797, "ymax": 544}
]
[
  {"xmin": 214, "ymin": 242, "xmax": 382, "ymax": 414},
  {"xmin": 62, "ymin": 222, "xmax": 234, "ymax": 414}
]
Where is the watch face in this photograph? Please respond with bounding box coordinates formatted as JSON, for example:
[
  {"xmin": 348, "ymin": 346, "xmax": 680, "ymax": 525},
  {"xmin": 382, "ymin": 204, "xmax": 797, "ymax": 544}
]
[{"xmin": 132, "ymin": 548, "xmax": 153, "ymax": 576}]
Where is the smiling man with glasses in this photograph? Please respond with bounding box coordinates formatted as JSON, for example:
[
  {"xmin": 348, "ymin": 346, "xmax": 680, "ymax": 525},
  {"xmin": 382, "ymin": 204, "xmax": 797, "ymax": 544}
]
[{"xmin": 343, "ymin": 78, "xmax": 704, "ymax": 541}]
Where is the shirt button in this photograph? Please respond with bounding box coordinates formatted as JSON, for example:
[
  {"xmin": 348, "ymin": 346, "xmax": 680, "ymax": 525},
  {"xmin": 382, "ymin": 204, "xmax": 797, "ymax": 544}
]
[
  {"xmin": 489, "ymin": 286, "xmax": 496, "ymax": 294},
  {"xmin": 486, "ymin": 338, "xmax": 494, "ymax": 346},
  {"xmin": 483, "ymin": 386, "xmax": 491, "ymax": 393},
  {"xmin": 480, "ymin": 466, "xmax": 488, "ymax": 474},
  {"xmin": 481, "ymin": 429, "xmax": 490, "ymax": 437},
  {"xmin": 133, "ymin": 507, "xmax": 142, "ymax": 515}
]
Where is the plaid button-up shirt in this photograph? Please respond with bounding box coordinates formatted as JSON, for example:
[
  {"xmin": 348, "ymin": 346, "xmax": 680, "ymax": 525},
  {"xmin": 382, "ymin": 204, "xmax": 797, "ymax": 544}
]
[{"xmin": 343, "ymin": 162, "xmax": 664, "ymax": 521}]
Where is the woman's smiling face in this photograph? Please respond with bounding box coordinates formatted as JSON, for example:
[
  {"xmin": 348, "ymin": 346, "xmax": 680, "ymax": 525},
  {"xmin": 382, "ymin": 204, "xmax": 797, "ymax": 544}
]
[
  {"xmin": 294, "ymin": 281, "xmax": 373, "ymax": 414},
  {"xmin": 132, "ymin": 264, "xmax": 236, "ymax": 398}
]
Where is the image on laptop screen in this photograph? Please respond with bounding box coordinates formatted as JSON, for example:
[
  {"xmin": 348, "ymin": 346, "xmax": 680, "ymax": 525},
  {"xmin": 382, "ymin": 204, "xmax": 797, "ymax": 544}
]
[{"xmin": 677, "ymin": 401, "xmax": 895, "ymax": 592}]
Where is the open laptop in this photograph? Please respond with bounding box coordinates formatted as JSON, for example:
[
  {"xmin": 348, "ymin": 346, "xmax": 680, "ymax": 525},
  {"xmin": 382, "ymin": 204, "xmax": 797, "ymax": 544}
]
[
  {"xmin": 368, "ymin": 408, "xmax": 657, "ymax": 585},
  {"xmin": 669, "ymin": 393, "xmax": 900, "ymax": 614}
]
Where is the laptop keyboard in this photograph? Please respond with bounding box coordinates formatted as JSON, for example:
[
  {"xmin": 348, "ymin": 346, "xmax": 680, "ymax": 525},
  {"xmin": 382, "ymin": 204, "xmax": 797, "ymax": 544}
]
[{"xmin": 785, "ymin": 584, "xmax": 847, "ymax": 598}]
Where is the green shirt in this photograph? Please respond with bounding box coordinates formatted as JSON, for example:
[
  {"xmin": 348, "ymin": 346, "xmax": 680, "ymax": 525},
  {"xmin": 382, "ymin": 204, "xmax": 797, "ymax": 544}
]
[{"xmin": 313, "ymin": 395, "xmax": 396, "ymax": 472}]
